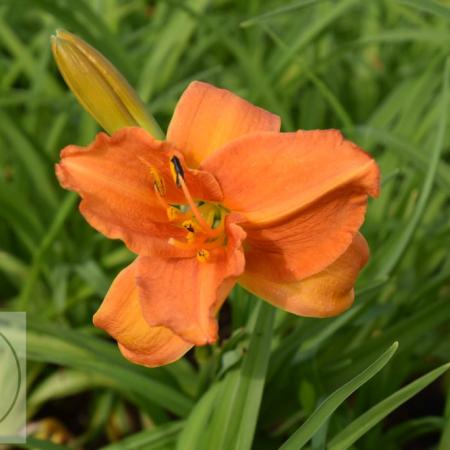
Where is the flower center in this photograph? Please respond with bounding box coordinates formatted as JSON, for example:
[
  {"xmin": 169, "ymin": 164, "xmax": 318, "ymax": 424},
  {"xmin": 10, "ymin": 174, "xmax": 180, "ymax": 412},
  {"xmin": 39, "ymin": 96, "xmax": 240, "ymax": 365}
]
[{"xmin": 142, "ymin": 155, "xmax": 227, "ymax": 262}]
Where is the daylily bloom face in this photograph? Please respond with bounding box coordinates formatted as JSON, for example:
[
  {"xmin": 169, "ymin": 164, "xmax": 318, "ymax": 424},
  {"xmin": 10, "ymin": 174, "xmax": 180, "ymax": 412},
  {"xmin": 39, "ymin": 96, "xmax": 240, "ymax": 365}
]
[{"xmin": 53, "ymin": 32, "xmax": 380, "ymax": 367}]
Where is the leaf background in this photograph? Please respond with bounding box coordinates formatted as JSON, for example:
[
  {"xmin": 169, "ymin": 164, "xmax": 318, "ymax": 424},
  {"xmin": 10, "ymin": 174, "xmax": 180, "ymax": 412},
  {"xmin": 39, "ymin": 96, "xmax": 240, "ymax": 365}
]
[{"xmin": 1, "ymin": 0, "xmax": 450, "ymax": 449}]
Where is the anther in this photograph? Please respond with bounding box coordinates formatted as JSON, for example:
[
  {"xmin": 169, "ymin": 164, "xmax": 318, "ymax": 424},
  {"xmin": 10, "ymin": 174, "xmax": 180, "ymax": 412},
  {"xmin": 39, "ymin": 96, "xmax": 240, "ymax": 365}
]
[
  {"xmin": 182, "ymin": 220, "xmax": 196, "ymax": 233},
  {"xmin": 150, "ymin": 168, "xmax": 165, "ymax": 196},
  {"xmin": 186, "ymin": 231, "xmax": 195, "ymax": 242},
  {"xmin": 167, "ymin": 206, "xmax": 181, "ymax": 222},
  {"xmin": 138, "ymin": 156, "xmax": 166, "ymax": 196},
  {"xmin": 167, "ymin": 155, "xmax": 224, "ymax": 239},
  {"xmin": 170, "ymin": 155, "xmax": 184, "ymax": 187},
  {"xmin": 196, "ymin": 249, "xmax": 210, "ymax": 263}
]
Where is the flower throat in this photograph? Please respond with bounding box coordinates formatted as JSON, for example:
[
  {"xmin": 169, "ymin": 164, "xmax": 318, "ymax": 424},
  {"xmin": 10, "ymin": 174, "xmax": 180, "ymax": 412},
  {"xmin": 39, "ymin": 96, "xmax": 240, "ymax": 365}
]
[{"xmin": 142, "ymin": 155, "xmax": 227, "ymax": 262}]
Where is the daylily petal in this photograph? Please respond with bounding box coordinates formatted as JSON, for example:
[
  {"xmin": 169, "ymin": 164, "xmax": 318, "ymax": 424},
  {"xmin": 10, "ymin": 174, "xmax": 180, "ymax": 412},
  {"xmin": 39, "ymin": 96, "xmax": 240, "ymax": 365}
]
[
  {"xmin": 201, "ymin": 130, "xmax": 379, "ymax": 225},
  {"xmin": 167, "ymin": 81, "xmax": 281, "ymax": 167},
  {"xmin": 56, "ymin": 127, "xmax": 222, "ymax": 255},
  {"xmin": 93, "ymin": 261, "xmax": 192, "ymax": 367},
  {"xmin": 240, "ymin": 233, "xmax": 369, "ymax": 318},
  {"xmin": 52, "ymin": 30, "xmax": 163, "ymax": 138},
  {"xmin": 243, "ymin": 185, "xmax": 371, "ymax": 282},
  {"xmin": 136, "ymin": 219, "xmax": 246, "ymax": 345}
]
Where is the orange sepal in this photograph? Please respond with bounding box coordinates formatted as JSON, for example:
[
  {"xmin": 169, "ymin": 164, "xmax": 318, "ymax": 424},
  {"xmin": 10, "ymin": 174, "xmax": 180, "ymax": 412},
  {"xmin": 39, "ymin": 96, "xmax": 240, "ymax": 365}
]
[
  {"xmin": 167, "ymin": 81, "xmax": 281, "ymax": 167},
  {"xmin": 55, "ymin": 127, "xmax": 222, "ymax": 255},
  {"xmin": 240, "ymin": 233, "xmax": 369, "ymax": 318},
  {"xmin": 93, "ymin": 261, "xmax": 192, "ymax": 367},
  {"xmin": 202, "ymin": 130, "xmax": 380, "ymax": 225},
  {"xmin": 136, "ymin": 219, "xmax": 246, "ymax": 345},
  {"xmin": 243, "ymin": 186, "xmax": 370, "ymax": 282}
]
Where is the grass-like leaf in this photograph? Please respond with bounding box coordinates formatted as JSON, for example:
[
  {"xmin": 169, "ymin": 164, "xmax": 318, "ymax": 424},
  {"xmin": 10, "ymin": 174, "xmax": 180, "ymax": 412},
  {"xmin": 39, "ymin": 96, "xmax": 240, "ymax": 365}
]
[
  {"xmin": 204, "ymin": 301, "xmax": 275, "ymax": 450},
  {"xmin": 278, "ymin": 342, "xmax": 398, "ymax": 450},
  {"xmin": 328, "ymin": 362, "xmax": 450, "ymax": 449}
]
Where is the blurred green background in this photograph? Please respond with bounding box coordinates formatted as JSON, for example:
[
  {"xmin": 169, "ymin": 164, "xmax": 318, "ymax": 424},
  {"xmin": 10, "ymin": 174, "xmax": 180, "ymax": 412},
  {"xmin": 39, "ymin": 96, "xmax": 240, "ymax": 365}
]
[{"xmin": 1, "ymin": 0, "xmax": 450, "ymax": 449}]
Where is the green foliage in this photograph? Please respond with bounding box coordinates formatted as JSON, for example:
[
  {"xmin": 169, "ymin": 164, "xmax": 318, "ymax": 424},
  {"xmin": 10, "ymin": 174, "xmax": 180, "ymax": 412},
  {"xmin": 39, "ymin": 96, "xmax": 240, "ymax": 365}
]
[{"xmin": 1, "ymin": 0, "xmax": 450, "ymax": 448}]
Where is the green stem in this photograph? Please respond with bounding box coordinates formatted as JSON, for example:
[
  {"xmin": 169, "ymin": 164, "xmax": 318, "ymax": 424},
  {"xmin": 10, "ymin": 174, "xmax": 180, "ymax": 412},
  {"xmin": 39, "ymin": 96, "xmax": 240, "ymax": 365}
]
[{"xmin": 229, "ymin": 301, "xmax": 276, "ymax": 450}]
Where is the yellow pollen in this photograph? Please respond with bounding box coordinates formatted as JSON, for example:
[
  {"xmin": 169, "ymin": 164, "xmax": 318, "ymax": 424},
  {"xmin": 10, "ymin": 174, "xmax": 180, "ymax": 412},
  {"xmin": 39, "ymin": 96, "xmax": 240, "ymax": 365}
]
[
  {"xmin": 154, "ymin": 155, "xmax": 229, "ymax": 256},
  {"xmin": 138, "ymin": 157, "xmax": 166, "ymax": 196},
  {"xmin": 150, "ymin": 168, "xmax": 165, "ymax": 196},
  {"xmin": 182, "ymin": 220, "xmax": 197, "ymax": 233},
  {"xmin": 186, "ymin": 231, "xmax": 196, "ymax": 242},
  {"xmin": 196, "ymin": 249, "xmax": 210, "ymax": 263},
  {"xmin": 167, "ymin": 206, "xmax": 181, "ymax": 221},
  {"xmin": 168, "ymin": 155, "xmax": 219, "ymax": 237}
]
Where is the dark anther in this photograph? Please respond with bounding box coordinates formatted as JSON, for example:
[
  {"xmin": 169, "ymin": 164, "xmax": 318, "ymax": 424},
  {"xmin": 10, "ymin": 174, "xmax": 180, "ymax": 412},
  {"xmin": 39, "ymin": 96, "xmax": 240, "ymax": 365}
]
[{"xmin": 170, "ymin": 155, "xmax": 184, "ymax": 187}]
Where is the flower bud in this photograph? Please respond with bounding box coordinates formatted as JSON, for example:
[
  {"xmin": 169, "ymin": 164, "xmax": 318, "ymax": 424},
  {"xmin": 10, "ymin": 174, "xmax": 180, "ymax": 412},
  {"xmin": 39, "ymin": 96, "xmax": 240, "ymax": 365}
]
[{"xmin": 51, "ymin": 30, "xmax": 163, "ymax": 138}]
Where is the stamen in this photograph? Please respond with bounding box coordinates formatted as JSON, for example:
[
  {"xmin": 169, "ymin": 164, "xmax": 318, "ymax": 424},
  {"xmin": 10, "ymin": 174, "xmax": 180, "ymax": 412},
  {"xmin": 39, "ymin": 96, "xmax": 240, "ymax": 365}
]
[
  {"xmin": 170, "ymin": 155, "xmax": 184, "ymax": 187},
  {"xmin": 167, "ymin": 206, "xmax": 182, "ymax": 222},
  {"xmin": 137, "ymin": 156, "xmax": 171, "ymax": 212},
  {"xmin": 151, "ymin": 187, "xmax": 170, "ymax": 211},
  {"xmin": 168, "ymin": 155, "xmax": 221, "ymax": 237},
  {"xmin": 150, "ymin": 169, "xmax": 165, "ymax": 196},
  {"xmin": 168, "ymin": 224, "xmax": 225, "ymax": 254},
  {"xmin": 186, "ymin": 231, "xmax": 196, "ymax": 242},
  {"xmin": 138, "ymin": 156, "xmax": 166, "ymax": 195},
  {"xmin": 137, "ymin": 155, "xmax": 227, "ymax": 253},
  {"xmin": 197, "ymin": 249, "xmax": 210, "ymax": 263},
  {"xmin": 182, "ymin": 220, "xmax": 197, "ymax": 233},
  {"xmin": 178, "ymin": 176, "xmax": 221, "ymax": 236},
  {"xmin": 168, "ymin": 237, "xmax": 197, "ymax": 250}
]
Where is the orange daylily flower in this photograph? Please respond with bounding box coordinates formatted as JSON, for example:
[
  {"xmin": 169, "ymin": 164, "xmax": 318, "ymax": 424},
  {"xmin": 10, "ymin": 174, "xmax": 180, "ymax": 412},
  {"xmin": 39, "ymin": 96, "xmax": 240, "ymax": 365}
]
[{"xmin": 53, "ymin": 33, "xmax": 380, "ymax": 367}]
